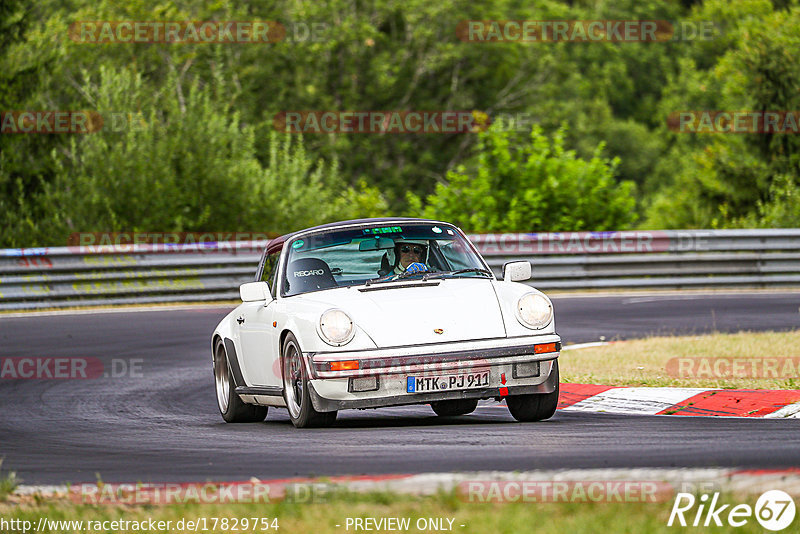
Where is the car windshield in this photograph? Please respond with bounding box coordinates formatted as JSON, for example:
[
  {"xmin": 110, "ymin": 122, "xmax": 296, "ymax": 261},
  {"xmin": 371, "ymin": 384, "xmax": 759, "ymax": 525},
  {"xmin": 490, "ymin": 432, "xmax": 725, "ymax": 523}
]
[{"xmin": 281, "ymin": 222, "xmax": 490, "ymax": 297}]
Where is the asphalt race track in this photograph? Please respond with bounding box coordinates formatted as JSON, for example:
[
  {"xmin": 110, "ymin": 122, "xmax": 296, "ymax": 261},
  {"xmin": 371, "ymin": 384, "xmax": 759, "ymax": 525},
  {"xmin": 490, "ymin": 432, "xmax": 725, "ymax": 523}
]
[{"xmin": 1, "ymin": 292, "xmax": 799, "ymax": 485}]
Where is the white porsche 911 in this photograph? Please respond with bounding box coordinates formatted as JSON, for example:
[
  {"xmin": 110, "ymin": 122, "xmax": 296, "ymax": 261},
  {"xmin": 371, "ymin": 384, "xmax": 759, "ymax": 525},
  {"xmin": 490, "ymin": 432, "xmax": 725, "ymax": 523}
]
[{"xmin": 211, "ymin": 218, "xmax": 561, "ymax": 427}]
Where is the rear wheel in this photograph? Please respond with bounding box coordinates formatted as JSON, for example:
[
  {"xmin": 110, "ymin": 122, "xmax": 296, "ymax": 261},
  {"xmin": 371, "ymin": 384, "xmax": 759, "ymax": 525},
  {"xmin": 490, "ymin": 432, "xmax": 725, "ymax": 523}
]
[
  {"xmin": 282, "ymin": 333, "xmax": 337, "ymax": 428},
  {"xmin": 214, "ymin": 339, "xmax": 268, "ymax": 423},
  {"xmin": 430, "ymin": 399, "xmax": 479, "ymax": 416},
  {"xmin": 506, "ymin": 360, "xmax": 560, "ymax": 422}
]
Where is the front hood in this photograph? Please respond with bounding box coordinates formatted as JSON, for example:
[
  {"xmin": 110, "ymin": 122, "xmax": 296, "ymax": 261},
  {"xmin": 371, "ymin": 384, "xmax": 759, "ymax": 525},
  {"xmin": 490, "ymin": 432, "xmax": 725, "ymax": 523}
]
[{"xmin": 293, "ymin": 279, "xmax": 506, "ymax": 348}]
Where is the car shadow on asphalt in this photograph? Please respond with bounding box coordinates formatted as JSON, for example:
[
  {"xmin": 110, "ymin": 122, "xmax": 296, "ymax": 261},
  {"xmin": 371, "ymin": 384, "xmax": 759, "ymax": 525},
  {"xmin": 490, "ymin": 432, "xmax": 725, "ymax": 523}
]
[{"xmin": 259, "ymin": 405, "xmax": 568, "ymax": 429}]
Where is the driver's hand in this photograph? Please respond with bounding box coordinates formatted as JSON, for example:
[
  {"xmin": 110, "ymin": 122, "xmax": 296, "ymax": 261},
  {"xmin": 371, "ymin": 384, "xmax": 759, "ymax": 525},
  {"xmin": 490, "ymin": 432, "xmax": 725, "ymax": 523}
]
[{"xmin": 405, "ymin": 262, "xmax": 428, "ymax": 274}]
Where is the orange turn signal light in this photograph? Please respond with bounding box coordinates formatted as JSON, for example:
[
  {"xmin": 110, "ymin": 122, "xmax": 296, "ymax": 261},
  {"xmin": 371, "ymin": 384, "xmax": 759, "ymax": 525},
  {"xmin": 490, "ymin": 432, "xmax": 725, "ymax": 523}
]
[
  {"xmin": 330, "ymin": 360, "xmax": 360, "ymax": 371},
  {"xmin": 534, "ymin": 342, "xmax": 558, "ymax": 354}
]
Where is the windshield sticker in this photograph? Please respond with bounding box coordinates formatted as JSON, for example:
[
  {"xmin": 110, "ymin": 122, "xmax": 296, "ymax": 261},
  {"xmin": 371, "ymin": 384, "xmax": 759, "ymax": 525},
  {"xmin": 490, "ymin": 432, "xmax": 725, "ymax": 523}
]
[
  {"xmin": 432, "ymin": 226, "xmax": 442, "ymax": 233},
  {"xmin": 447, "ymin": 229, "xmax": 454, "ymax": 235},
  {"xmin": 292, "ymin": 239, "xmax": 304, "ymax": 249},
  {"xmin": 363, "ymin": 226, "xmax": 402, "ymax": 235}
]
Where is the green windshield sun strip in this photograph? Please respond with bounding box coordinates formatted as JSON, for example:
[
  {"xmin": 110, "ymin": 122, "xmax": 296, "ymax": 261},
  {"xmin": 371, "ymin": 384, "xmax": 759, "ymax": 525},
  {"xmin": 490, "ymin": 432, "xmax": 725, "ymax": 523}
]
[
  {"xmin": 290, "ymin": 224, "xmax": 458, "ymax": 252},
  {"xmin": 289, "ymin": 237, "xmax": 354, "ymax": 252},
  {"xmin": 362, "ymin": 226, "xmax": 403, "ymax": 235}
]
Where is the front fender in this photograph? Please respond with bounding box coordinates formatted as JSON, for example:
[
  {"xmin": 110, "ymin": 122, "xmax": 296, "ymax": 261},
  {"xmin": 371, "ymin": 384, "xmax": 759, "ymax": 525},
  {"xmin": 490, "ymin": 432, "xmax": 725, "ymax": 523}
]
[
  {"xmin": 491, "ymin": 281, "xmax": 557, "ymax": 337},
  {"xmin": 276, "ymin": 298, "xmax": 378, "ymax": 353}
]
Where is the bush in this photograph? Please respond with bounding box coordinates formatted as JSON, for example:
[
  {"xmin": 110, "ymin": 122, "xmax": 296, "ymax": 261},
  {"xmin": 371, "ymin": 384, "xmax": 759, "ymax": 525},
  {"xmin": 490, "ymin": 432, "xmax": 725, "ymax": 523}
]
[
  {"xmin": 411, "ymin": 124, "xmax": 636, "ymax": 232},
  {"xmin": 17, "ymin": 66, "xmax": 387, "ymax": 245}
]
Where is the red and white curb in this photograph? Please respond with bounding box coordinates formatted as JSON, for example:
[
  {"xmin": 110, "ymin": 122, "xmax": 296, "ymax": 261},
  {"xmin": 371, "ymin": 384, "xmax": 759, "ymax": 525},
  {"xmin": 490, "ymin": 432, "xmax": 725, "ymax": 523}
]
[{"xmin": 559, "ymin": 384, "xmax": 800, "ymax": 418}]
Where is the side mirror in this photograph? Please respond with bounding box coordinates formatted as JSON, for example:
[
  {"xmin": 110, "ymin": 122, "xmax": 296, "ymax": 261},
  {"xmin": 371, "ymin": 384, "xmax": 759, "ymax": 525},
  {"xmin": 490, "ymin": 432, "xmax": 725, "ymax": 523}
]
[
  {"xmin": 502, "ymin": 261, "xmax": 531, "ymax": 282},
  {"xmin": 240, "ymin": 281, "xmax": 271, "ymax": 302}
]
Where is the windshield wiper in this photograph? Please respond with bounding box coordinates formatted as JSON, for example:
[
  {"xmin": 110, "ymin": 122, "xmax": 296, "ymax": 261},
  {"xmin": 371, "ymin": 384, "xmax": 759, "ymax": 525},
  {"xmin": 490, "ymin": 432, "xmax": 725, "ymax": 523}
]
[
  {"xmin": 364, "ymin": 274, "xmax": 407, "ymax": 286},
  {"xmin": 365, "ymin": 268, "xmax": 492, "ymax": 286},
  {"xmin": 422, "ymin": 268, "xmax": 494, "ymax": 281},
  {"xmin": 364, "ymin": 269, "xmax": 433, "ymax": 286},
  {"xmin": 398, "ymin": 269, "xmax": 430, "ymax": 280}
]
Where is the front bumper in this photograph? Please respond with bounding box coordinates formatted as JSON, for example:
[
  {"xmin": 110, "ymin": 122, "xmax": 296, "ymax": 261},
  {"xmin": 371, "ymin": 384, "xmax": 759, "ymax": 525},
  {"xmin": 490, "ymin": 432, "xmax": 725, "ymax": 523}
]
[{"xmin": 305, "ymin": 334, "xmax": 560, "ymax": 412}]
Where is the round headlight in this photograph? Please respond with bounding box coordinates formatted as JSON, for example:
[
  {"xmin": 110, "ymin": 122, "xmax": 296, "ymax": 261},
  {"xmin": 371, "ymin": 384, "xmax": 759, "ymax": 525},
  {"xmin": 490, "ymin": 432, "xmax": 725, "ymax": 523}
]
[
  {"xmin": 516, "ymin": 293, "xmax": 553, "ymax": 329},
  {"xmin": 319, "ymin": 309, "xmax": 355, "ymax": 345}
]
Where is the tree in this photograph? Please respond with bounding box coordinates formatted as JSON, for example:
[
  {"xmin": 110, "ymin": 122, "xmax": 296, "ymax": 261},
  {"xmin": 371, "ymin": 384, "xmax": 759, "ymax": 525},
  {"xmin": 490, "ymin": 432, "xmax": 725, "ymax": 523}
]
[
  {"xmin": 644, "ymin": 2, "xmax": 800, "ymax": 228},
  {"xmin": 16, "ymin": 66, "xmax": 386, "ymax": 246},
  {"xmin": 410, "ymin": 124, "xmax": 636, "ymax": 232}
]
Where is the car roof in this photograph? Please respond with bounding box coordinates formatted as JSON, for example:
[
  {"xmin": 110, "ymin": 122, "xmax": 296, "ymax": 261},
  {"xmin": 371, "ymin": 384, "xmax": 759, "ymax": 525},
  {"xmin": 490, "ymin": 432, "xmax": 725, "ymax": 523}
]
[{"xmin": 265, "ymin": 217, "xmax": 448, "ymax": 254}]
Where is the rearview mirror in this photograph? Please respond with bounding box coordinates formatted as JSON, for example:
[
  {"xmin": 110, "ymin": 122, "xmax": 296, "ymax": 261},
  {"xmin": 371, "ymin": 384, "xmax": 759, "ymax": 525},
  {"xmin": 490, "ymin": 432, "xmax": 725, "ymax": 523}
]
[
  {"xmin": 358, "ymin": 237, "xmax": 395, "ymax": 251},
  {"xmin": 240, "ymin": 281, "xmax": 271, "ymax": 302},
  {"xmin": 502, "ymin": 261, "xmax": 532, "ymax": 282}
]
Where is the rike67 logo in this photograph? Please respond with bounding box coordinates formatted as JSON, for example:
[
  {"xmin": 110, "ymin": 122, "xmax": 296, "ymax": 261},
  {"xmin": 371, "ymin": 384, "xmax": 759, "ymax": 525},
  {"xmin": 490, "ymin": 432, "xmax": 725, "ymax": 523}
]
[{"xmin": 668, "ymin": 490, "xmax": 796, "ymax": 531}]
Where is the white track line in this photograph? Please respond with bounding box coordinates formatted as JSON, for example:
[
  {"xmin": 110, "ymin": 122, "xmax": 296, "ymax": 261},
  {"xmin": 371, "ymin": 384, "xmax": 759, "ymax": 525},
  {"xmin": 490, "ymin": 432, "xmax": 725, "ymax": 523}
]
[
  {"xmin": 765, "ymin": 401, "xmax": 800, "ymax": 419},
  {"xmin": 561, "ymin": 342, "xmax": 609, "ymax": 351},
  {"xmin": 562, "ymin": 387, "xmax": 706, "ymax": 415},
  {"xmin": 0, "ymin": 303, "xmax": 234, "ymax": 319}
]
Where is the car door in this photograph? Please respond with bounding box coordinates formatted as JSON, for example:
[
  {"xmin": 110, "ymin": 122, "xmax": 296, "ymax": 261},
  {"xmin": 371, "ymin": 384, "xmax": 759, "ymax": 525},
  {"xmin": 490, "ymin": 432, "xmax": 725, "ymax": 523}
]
[{"xmin": 237, "ymin": 252, "xmax": 281, "ymax": 387}]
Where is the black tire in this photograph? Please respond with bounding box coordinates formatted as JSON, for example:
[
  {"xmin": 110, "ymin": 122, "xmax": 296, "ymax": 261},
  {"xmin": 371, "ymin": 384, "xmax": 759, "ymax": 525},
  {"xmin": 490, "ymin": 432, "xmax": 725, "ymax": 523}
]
[
  {"xmin": 214, "ymin": 339, "xmax": 268, "ymax": 423},
  {"xmin": 506, "ymin": 360, "xmax": 560, "ymax": 422},
  {"xmin": 282, "ymin": 333, "xmax": 337, "ymax": 428},
  {"xmin": 430, "ymin": 399, "xmax": 479, "ymax": 416}
]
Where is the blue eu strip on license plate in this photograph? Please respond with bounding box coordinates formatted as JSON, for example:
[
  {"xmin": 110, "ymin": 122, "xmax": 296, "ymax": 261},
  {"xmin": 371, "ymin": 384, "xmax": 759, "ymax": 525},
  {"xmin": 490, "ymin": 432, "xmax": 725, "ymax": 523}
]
[{"xmin": 407, "ymin": 376, "xmax": 416, "ymax": 393}]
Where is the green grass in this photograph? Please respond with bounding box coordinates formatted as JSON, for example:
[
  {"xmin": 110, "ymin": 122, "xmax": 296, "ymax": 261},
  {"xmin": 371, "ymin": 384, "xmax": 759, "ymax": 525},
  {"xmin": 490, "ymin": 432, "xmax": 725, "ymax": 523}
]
[
  {"xmin": 0, "ymin": 490, "xmax": 774, "ymax": 534},
  {"xmin": 0, "ymin": 461, "xmax": 18, "ymax": 502},
  {"xmin": 561, "ymin": 330, "xmax": 800, "ymax": 388}
]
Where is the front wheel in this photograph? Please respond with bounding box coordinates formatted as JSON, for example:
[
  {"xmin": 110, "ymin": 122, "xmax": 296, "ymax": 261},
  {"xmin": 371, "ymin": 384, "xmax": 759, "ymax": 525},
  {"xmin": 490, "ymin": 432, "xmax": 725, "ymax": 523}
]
[
  {"xmin": 431, "ymin": 399, "xmax": 479, "ymax": 416},
  {"xmin": 506, "ymin": 360, "xmax": 560, "ymax": 422},
  {"xmin": 282, "ymin": 333, "xmax": 337, "ymax": 428},
  {"xmin": 214, "ymin": 339, "xmax": 268, "ymax": 423}
]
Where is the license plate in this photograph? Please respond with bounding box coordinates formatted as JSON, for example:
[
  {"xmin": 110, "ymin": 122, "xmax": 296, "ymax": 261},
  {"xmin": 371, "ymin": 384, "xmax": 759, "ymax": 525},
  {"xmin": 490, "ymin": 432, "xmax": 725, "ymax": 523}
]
[{"xmin": 406, "ymin": 371, "xmax": 490, "ymax": 393}]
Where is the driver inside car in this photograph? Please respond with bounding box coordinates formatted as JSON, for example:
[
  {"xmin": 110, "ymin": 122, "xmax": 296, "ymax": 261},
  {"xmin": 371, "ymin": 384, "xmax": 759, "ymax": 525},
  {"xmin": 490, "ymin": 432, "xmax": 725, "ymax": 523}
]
[{"xmin": 393, "ymin": 240, "xmax": 429, "ymax": 275}]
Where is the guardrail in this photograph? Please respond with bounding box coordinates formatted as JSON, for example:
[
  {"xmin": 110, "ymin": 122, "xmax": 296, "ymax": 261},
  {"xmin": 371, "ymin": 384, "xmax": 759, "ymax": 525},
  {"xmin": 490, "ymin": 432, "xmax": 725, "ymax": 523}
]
[{"xmin": 1, "ymin": 229, "xmax": 799, "ymax": 310}]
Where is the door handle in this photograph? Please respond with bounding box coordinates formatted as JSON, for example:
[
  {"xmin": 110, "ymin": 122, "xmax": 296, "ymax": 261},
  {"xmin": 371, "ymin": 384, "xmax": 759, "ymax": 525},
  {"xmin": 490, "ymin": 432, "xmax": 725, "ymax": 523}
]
[{"xmin": 237, "ymin": 316, "xmax": 245, "ymax": 325}]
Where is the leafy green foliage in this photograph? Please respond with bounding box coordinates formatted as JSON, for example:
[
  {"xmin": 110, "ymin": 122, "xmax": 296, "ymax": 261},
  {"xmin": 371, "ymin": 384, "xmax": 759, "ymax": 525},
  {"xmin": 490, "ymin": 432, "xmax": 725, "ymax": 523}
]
[
  {"xmin": 2, "ymin": 0, "xmax": 800, "ymax": 246},
  {"xmin": 412, "ymin": 125, "xmax": 636, "ymax": 232},
  {"xmin": 644, "ymin": 2, "xmax": 800, "ymax": 228},
  {"xmin": 7, "ymin": 66, "xmax": 386, "ymax": 245}
]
